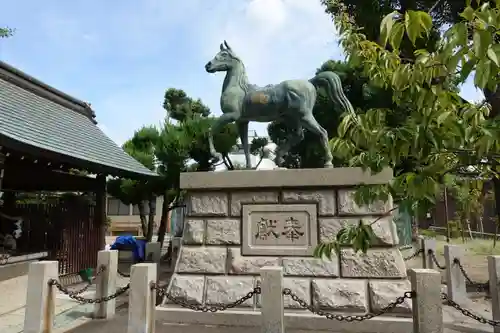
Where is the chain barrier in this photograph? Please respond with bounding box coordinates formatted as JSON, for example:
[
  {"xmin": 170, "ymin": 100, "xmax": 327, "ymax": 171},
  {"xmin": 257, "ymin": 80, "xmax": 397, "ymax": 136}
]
[
  {"xmin": 403, "ymin": 248, "xmax": 423, "ymax": 261},
  {"xmin": 442, "ymin": 293, "xmax": 500, "ymax": 326},
  {"xmin": 428, "ymin": 250, "xmax": 446, "ymax": 269},
  {"xmin": 61, "ymin": 265, "xmax": 107, "ymax": 296},
  {"xmin": 117, "ymin": 269, "xmax": 130, "ymax": 278},
  {"xmin": 151, "ymin": 282, "xmax": 261, "ymax": 312},
  {"xmin": 398, "ymin": 245, "xmax": 414, "ymax": 251},
  {"xmin": 453, "ymin": 258, "xmax": 489, "ymax": 292},
  {"xmin": 283, "ymin": 288, "xmax": 414, "ymax": 321},
  {"xmin": 49, "ymin": 279, "xmax": 130, "ymax": 304},
  {"xmin": 0, "ymin": 253, "xmax": 10, "ymax": 265},
  {"xmin": 48, "ymin": 265, "xmax": 130, "ymax": 303}
]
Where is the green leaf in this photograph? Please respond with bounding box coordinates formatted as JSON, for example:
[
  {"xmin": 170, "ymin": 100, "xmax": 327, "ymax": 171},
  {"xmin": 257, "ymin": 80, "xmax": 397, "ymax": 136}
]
[
  {"xmin": 473, "ymin": 30, "xmax": 491, "ymax": 57},
  {"xmin": 460, "ymin": 60, "xmax": 476, "ymax": 83},
  {"xmin": 454, "ymin": 22, "xmax": 468, "ymax": 46},
  {"xmin": 487, "ymin": 46, "xmax": 500, "ymax": 66},
  {"xmin": 460, "ymin": 6, "xmax": 475, "ymax": 21},
  {"xmin": 418, "ymin": 12, "xmax": 432, "ymax": 35},
  {"xmin": 405, "ymin": 10, "xmax": 422, "ymax": 45},
  {"xmin": 389, "ymin": 22, "xmax": 405, "ymax": 50},
  {"xmin": 474, "ymin": 59, "xmax": 492, "ymax": 88},
  {"xmin": 379, "ymin": 11, "xmax": 398, "ymax": 47},
  {"xmin": 437, "ymin": 111, "xmax": 451, "ymax": 125}
]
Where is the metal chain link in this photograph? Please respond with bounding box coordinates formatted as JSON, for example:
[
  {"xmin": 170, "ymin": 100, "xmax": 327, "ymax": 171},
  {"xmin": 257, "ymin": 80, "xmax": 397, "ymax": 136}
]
[
  {"xmin": 49, "ymin": 279, "xmax": 130, "ymax": 304},
  {"xmin": 0, "ymin": 253, "xmax": 11, "ymax": 265},
  {"xmin": 66, "ymin": 265, "xmax": 107, "ymax": 295},
  {"xmin": 453, "ymin": 258, "xmax": 489, "ymax": 292},
  {"xmin": 282, "ymin": 288, "xmax": 414, "ymax": 321},
  {"xmin": 442, "ymin": 293, "xmax": 500, "ymax": 326},
  {"xmin": 428, "ymin": 250, "xmax": 447, "ymax": 269},
  {"xmin": 403, "ymin": 249, "xmax": 423, "ymax": 261},
  {"xmin": 49, "ymin": 265, "xmax": 129, "ymax": 303},
  {"xmin": 117, "ymin": 269, "xmax": 130, "ymax": 278},
  {"xmin": 151, "ymin": 282, "xmax": 261, "ymax": 312}
]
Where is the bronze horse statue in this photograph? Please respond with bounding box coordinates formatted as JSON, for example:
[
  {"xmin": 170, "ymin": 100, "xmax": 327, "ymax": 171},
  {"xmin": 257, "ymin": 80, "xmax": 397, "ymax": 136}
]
[{"xmin": 205, "ymin": 41, "xmax": 355, "ymax": 169}]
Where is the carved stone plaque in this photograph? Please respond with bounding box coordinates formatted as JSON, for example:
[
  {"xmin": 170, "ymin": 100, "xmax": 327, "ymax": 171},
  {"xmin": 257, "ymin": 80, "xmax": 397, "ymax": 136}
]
[{"xmin": 241, "ymin": 204, "xmax": 318, "ymax": 256}]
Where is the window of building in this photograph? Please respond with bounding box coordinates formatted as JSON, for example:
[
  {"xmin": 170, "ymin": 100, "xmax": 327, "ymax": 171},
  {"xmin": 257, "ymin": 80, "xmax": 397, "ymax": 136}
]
[{"xmin": 107, "ymin": 198, "xmax": 130, "ymax": 216}]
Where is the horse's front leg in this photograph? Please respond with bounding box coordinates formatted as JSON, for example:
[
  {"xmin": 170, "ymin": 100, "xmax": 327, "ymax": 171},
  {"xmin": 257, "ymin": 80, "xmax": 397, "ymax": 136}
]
[
  {"xmin": 237, "ymin": 121, "xmax": 252, "ymax": 169},
  {"xmin": 208, "ymin": 112, "xmax": 239, "ymax": 163}
]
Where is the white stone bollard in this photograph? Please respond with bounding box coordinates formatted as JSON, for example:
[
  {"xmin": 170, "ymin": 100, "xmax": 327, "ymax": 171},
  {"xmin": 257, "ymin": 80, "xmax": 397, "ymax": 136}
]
[
  {"xmin": 488, "ymin": 256, "xmax": 500, "ymax": 333},
  {"xmin": 145, "ymin": 242, "xmax": 161, "ymax": 264},
  {"xmin": 409, "ymin": 268, "xmax": 443, "ymax": 333},
  {"xmin": 145, "ymin": 242, "xmax": 161, "ymax": 281},
  {"xmin": 24, "ymin": 261, "xmax": 59, "ymax": 333},
  {"xmin": 444, "ymin": 244, "xmax": 467, "ymax": 304},
  {"xmin": 94, "ymin": 249, "xmax": 118, "ymax": 319},
  {"xmin": 420, "ymin": 237, "xmax": 436, "ymax": 269},
  {"xmin": 127, "ymin": 263, "xmax": 157, "ymax": 333},
  {"xmin": 260, "ymin": 266, "xmax": 284, "ymax": 333}
]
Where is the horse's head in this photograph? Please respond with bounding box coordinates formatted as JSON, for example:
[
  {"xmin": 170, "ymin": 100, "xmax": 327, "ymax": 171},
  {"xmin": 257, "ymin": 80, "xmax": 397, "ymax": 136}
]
[{"xmin": 205, "ymin": 40, "xmax": 239, "ymax": 73}]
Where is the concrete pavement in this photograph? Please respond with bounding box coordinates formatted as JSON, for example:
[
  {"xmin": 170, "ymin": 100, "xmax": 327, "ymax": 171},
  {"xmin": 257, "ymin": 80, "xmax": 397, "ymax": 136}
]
[
  {"xmin": 0, "ymin": 274, "xmax": 129, "ymax": 333},
  {"xmin": 63, "ymin": 297, "xmax": 496, "ymax": 333}
]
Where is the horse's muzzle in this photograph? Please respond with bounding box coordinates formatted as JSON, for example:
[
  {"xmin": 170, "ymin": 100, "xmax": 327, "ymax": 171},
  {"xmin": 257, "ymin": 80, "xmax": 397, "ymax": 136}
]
[{"xmin": 205, "ymin": 62, "xmax": 214, "ymax": 73}]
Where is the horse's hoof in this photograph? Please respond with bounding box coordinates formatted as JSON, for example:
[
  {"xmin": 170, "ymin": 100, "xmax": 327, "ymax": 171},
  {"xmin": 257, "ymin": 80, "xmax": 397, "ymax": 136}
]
[
  {"xmin": 324, "ymin": 163, "xmax": 333, "ymax": 168},
  {"xmin": 210, "ymin": 153, "xmax": 223, "ymax": 163}
]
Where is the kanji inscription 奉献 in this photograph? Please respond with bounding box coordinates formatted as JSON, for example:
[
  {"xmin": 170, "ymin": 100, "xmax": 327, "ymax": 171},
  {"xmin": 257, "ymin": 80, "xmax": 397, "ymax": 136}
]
[{"xmin": 242, "ymin": 204, "xmax": 318, "ymax": 256}]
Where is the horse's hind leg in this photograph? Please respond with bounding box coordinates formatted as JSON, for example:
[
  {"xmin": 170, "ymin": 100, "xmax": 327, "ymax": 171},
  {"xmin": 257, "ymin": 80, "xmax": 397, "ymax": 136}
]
[{"xmin": 300, "ymin": 113, "xmax": 333, "ymax": 168}]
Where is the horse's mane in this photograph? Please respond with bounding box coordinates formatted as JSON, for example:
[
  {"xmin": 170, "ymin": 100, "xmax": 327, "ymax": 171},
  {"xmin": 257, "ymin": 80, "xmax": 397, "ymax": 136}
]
[{"xmin": 232, "ymin": 56, "xmax": 250, "ymax": 92}]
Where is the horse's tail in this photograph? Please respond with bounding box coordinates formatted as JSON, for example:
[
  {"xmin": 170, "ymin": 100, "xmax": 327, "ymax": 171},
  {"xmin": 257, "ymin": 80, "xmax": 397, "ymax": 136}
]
[{"xmin": 309, "ymin": 71, "xmax": 355, "ymax": 115}]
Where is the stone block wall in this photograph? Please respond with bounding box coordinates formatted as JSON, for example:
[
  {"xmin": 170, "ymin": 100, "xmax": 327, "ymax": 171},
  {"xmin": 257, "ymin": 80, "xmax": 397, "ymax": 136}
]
[{"xmin": 163, "ymin": 168, "xmax": 411, "ymax": 315}]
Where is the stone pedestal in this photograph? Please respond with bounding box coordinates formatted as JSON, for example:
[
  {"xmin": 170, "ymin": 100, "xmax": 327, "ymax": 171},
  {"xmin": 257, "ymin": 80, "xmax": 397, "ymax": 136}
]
[{"xmin": 162, "ymin": 167, "xmax": 411, "ymax": 315}]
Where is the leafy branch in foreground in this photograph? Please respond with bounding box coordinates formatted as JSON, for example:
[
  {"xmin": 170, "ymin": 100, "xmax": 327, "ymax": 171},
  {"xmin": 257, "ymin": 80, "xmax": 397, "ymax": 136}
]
[
  {"xmin": 314, "ymin": 206, "xmax": 397, "ymax": 258},
  {"xmin": 314, "ymin": 0, "xmax": 500, "ymax": 259}
]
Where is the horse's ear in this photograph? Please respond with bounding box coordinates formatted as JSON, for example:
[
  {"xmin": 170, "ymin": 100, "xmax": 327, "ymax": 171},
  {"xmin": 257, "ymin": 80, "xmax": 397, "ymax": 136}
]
[
  {"xmin": 224, "ymin": 40, "xmax": 232, "ymax": 51},
  {"xmin": 220, "ymin": 43, "xmax": 225, "ymax": 51}
]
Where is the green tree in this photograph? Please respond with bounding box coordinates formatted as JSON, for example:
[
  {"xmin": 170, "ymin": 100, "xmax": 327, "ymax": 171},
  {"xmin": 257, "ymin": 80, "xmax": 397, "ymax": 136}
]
[
  {"xmin": 163, "ymin": 88, "xmax": 239, "ymax": 170},
  {"xmin": 323, "ymin": 0, "xmax": 500, "ymax": 227},
  {"xmin": 107, "ymin": 126, "xmax": 160, "ymax": 241},
  {"xmin": 0, "ymin": 27, "xmax": 14, "ymax": 38},
  {"xmin": 315, "ymin": 1, "xmax": 500, "ymax": 257}
]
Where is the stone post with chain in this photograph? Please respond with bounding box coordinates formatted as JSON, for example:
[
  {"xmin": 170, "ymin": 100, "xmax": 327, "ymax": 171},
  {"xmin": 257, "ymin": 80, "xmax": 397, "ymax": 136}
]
[
  {"xmin": 444, "ymin": 244, "xmax": 466, "ymax": 304},
  {"xmin": 409, "ymin": 268, "xmax": 443, "ymax": 333},
  {"xmin": 23, "ymin": 261, "xmax": 58, "ymax": 333},
  {"xmin": 260, "ymin": 266, "xmax": 284, "ymax": 333},
  {"xmin": 128, "ymin": 263, "xmax": 157, "ymax": 333},
  {"xmin": 489, "ymin": 255, "xmax": 500, "ymax": 333},
  {"xmin": 94, "ymin": 249, "xmax": 118, "ymax": 319},
  {"xmin": 420, "ymin": 236, "xmax": 436, "ymax": 269}
]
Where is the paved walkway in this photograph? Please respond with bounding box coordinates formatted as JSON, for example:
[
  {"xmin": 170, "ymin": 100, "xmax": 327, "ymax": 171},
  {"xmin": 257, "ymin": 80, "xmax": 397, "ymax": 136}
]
[
  {"xmin": 64, "ymin": 297, "xmax": 496, "ymax": 333},
  {"xmin": 0, "ymin": 274, "xmax": 129, "ymax": 333}
]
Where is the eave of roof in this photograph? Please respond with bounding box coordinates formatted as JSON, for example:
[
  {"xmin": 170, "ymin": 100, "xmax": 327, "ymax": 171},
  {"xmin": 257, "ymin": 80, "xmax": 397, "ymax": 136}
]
[{"xmin": 0, "ymin": 62, "xmax": 158, "ymax": 179}]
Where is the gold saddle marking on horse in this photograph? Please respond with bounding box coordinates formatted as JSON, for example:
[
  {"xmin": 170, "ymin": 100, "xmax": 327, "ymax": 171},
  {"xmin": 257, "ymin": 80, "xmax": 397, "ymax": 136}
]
[{"xmin": 250, "ymin": 92, "xmax": 269, "ymax": 104}]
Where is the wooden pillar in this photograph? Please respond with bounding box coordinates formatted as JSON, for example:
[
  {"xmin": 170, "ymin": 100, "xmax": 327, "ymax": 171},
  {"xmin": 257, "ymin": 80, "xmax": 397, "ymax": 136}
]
[{"xmin": 95, "ymin": 174, "xmax": 107, "ymax": 250}]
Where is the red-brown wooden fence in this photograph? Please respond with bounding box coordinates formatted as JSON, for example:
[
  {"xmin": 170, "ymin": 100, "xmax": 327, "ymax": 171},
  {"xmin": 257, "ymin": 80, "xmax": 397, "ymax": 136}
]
[{"xmin": 16, "ymin": 197, "xmax": 101, "ymax": 276}]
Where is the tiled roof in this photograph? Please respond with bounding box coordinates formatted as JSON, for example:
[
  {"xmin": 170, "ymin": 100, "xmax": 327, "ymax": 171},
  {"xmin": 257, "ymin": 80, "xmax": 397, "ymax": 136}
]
[{"xmin": 0, "ymin": 62, "xmax": 157, "ymax": 178}]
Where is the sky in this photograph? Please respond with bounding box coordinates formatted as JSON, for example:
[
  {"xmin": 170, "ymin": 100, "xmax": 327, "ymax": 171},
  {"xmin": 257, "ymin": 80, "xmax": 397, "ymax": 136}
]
[{"xmin": 0, "ymin": 0, "xmax": 485, "ymax": 147}]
